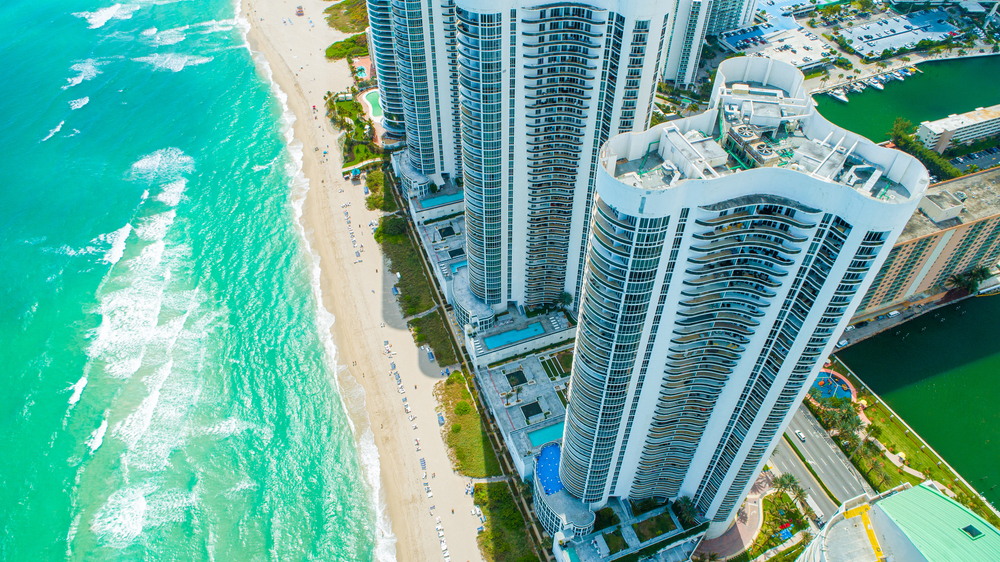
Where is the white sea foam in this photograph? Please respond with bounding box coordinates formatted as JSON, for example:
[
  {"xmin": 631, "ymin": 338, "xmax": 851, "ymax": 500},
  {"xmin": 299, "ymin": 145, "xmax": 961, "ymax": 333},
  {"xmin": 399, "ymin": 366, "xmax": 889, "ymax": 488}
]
[
  {"xmin": 87, "ymin": 416, "xmax": 109, "ymax": 453},
  {"xmin": 156, "ymin": 179, "xmax": 187, "ymax": 206},
  {"xmin": 70, "ymin": 97, "xmax": 90, "ymax": 110},
  {"xmin": 66, "ymin": 128, "xmax": 82, "ymax": 138},
  {"xmin": 41, "ymin": 121, "xmax": 64, "ymax": 142},
  {"xmin": 90, "ymin": 483, "xmax": 153, "ymax": 548},
  {"xmin": 190, "ymin": 19, "xmax": 236, "ymax": 34},
  {"xmin": 88, "ymin": 267, "xmax": 169, "ymax": 379},
  {"xmin": 133, "ymin": 53, "xmax": 213, "ymax": 72},
  {"xmin": 100, "ymin": 223, "xmax": 133, "ymax": 265},
  {"xmin": 142, "ymin": 27, "xmax": 157, "ymax": 36},
  {"xmin": 236, "ymin": 3, "xmax": 396, "ymax": 559},
  {"xmin": 114, "ymin": 360, "xmax": 172, "ymax": 448},
  {"xmin": 130, "ymin": 148, "xmax": 194, "ymax": 181},
  {"xmin": 135, "ymin": 211, "xmax": 176, "ymax": 242},
  {"xmin": 63, "ymin": 60, "xmax": 102, "ymax": 90},
  {"xmin": 74, "ymin": 4, "xmax": 140, "ymax": 29},
  {"xmin": 68, "ymin": 376, "xmax": 88, "ymax": 405}
]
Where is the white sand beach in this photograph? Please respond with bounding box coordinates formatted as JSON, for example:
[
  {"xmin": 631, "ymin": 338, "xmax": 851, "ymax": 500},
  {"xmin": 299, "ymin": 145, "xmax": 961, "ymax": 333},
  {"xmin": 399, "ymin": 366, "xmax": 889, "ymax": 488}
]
[{"xmin": 241, "ymin": 1, "xmax": 487, "ymax": 561}]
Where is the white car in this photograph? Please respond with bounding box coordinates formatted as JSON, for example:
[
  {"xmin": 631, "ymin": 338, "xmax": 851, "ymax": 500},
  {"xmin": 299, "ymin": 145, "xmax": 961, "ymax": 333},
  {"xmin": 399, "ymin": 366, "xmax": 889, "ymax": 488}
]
[
  {"xmin": 795, "ymin": 430, "xmax": 806, "ymax": 442},
  {"xmin": 837, "ymin": 339, "xmax": 849, "ymax": 348}
]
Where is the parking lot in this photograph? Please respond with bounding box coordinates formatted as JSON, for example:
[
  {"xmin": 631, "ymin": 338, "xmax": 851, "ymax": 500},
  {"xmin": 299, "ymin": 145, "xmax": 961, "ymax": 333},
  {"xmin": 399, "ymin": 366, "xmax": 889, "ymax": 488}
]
[
  {"xmin": 719, "ymin": 22, "xmax": 779, "ymax": 51},
  {"xmin": 839, "ymin": 9, "xmax": 960, "ymax": 58},
  {"xmin": 953, "ymin": 146, "xmax": 1000, "ymax": 173}
]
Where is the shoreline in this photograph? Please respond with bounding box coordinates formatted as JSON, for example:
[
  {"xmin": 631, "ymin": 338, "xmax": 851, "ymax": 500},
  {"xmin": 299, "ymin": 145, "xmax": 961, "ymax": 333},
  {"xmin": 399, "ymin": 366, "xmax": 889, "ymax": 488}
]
[{"xmin": 238, "ymin": 2, "xmax": 486, "ymax": 562}]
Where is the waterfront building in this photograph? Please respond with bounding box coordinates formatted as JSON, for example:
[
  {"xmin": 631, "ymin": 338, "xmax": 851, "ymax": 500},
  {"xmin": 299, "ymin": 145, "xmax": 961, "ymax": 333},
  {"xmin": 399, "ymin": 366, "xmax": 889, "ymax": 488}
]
[
  {"xmin": 801, "ymin": 482, "xmax": 1000, "ymax": 562},
  {"xmin": 365, "ymin": 0, "xmax": 405, "ymax": 138},
  {"xmin": 449, "ymin": 0, "xmax": 680, "ymax": 329},
  {"xmin": 854, "ymin": 168, "xmax": 1000, "ymax": 317},
  {"xmin": 555, "ymin": 57, "xmax": 928, "ymax": 539},
  {"xmin": 916, "ymin": 103, "xmax": 1000, "ymax": 154}
]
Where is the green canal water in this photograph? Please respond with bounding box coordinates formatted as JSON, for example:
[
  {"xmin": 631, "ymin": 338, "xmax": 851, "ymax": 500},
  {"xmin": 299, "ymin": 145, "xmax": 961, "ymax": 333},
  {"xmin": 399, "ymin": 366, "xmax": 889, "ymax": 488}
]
[
  {"xmin": 837, "ymin": 298, "xmax": 1000, "ymax": 505},
  {"xmin": 814, "ymin": 56, "xmax": 1000, "ymax": 142}
]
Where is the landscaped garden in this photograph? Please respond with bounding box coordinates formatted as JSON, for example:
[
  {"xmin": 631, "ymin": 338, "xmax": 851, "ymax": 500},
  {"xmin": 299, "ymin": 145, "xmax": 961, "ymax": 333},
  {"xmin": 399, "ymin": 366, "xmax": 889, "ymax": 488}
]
[
  {"xmin": 539, "ymin": 351, "xmax": 573, "ymax": 381},
  {"xmin": 473, "ymin": 482, "xmax": 539, "ymax": 562},
  {"xmin": 327, "ymin": 96, "xmax": 382, "ymax": 168},
  {"xmin": 632, "ymin": 511, "xmax": 676, "ymax": 543},
  {"xmin": 436, "ymin": 372, "xmax": 502, "ymax": 477},
  {"xmin": 730, "ymin": 492, "xmax": 808, "ymax": 562},
  {"xmin": 592, "ymin": 507, "xmax": 620, "ymax": 532},
  {"xmin": 604, "ymin": 528, "xmax": 628, "ymax": 554}
]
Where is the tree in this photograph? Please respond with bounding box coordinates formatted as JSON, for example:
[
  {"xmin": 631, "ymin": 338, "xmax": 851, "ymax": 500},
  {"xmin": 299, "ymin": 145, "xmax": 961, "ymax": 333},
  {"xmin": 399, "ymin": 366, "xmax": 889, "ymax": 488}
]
[
  {"xmin": 672, "ymin": 496, "xmax": 698, "ymax": 528},
  {"xmin": 821, "ymin": 4, "xmax": 842, "ymax": 17},
  {"xmin": 792, "ymin": 485, "xmax": 810, "ymax": 509},
  {"xmin": 558, "ymin": 291, "xmax": 573, "ymax": 307},
  {"xmin": 773, "ymin": 473, "xmax": 800, "ymax": 497},
  {"xmin": 857, "ymin": 0, "xmax": 874, "ymax": 11},
  {"xmin": 890, "ymin": 117, "xmax": 914, "ymax": 142}
]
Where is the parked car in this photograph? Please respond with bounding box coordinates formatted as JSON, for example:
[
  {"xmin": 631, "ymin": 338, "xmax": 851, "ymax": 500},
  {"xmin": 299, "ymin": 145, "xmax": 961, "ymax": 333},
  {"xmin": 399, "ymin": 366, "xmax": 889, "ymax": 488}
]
[{"xmin": 837, "ymin": 339, "xmax": 849, "ymax": 348}]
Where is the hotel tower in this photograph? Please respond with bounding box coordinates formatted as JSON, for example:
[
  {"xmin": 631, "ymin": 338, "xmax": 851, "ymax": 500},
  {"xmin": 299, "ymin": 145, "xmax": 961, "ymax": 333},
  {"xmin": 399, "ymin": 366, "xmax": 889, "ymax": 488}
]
[
  {"xmin": 555, "ymin": 57, "xmax": 928, "ymax": 538},
  {"xmin": 367, "ymin": 0, "xmax": 727, "ymax": 322}
]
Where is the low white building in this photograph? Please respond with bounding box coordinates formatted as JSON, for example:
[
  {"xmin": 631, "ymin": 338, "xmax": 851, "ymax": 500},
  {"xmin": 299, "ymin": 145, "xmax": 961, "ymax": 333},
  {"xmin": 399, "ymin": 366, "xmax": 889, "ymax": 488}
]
[{"xmin": 916, "ymin": 103, "xmax": 1000, "ymax": 153}]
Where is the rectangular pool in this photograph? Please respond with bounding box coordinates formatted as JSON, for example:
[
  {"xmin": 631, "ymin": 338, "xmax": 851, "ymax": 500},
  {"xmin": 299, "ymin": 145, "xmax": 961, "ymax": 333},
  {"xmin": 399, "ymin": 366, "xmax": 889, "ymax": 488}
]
[
  {"xmin": 421, "ymin": 191, "xmax": 464, "ymax": 209},
  {"xmin": 483, "ymin": 322, "xmax": 545, "ymax": 350},
  {"xmin": 528, "ymin": 422, "xmax": 565, "ymax": 449}
]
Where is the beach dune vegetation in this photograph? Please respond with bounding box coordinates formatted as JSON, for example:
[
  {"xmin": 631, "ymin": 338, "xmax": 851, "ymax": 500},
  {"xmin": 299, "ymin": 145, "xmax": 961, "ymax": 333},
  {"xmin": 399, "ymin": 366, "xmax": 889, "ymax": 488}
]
[
  {"xmin": 435, "ymin": 372, "xmax": 503, "ymax": 478},
  {"xmin": 473, "ymin": 482, "xmax": 540, "ymax": 562},
  {"xmin": 323, "ymin": 0, "xmax": 368, "ymax": 33},
  {"xmin": 325, "ymin": 32, "xmax": 368, "ymax": 60}
]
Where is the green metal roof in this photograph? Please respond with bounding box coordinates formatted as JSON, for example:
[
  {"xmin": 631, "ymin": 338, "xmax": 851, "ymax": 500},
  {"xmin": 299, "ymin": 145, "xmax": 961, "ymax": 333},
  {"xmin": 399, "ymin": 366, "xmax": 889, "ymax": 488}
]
[{"xmin": 876, "ymin": 482, "xmax": 1000, "ymax": 562}]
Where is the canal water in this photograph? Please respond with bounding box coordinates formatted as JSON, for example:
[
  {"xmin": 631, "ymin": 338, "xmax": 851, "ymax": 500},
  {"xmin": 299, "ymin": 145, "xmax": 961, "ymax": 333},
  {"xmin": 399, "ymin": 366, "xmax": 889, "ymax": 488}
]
[
  {"xmin": 837, "ymin": 297, "xmax": 1000, "ymax": 504},
  {"xmin": 814, "ymin": 56, "xmax": 1000, "ymax": 142}
]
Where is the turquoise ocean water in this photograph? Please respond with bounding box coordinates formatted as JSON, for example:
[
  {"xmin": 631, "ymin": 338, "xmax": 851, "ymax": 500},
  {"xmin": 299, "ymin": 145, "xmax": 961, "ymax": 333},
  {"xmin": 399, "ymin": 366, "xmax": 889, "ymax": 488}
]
[{"xmin": 0, "ymin": 0, "xmax": 388, "ymax": 559}]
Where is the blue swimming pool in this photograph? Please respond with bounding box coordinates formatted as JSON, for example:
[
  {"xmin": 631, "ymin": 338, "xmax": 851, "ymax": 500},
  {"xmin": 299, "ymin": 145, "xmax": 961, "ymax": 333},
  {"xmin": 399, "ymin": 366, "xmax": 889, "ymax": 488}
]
[
  {"xmin": 450, "ymin": 259, "xmax": 468, "ymax": 273},
  {"xmin": 812, "ymin": 373, "xmax": 852, "ymax": 400},
  {"xmin": 421, "ymin": 191, "xmax": 464, "ymax": 208},
  {"xmin": 527, "ymin": 422, "xmax": 564, "ymax": 448},
  {"xmin": 536, "ymin": 443, "xmax": 564, "ymax": 496},
  {"xmin": 483, "ymin": 323, "xmax": 545, "ymax": 350}
]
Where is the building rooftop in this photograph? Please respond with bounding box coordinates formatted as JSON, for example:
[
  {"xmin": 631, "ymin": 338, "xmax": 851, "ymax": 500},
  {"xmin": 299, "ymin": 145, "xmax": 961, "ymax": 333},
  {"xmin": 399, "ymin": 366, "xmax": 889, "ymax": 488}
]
[
  {"xmin": 899, "ymin": 167, "xmax": 1000, "ymax": 242},
  {"xmin": 921, "ymin": 103, "xmax": 1000, "ymax": 135},
  {"xmin": 604, "ymin": 70, "xmax": 917, "ymax": 204},
  {"xmin": 877, "ymin": 483, "xmax": 1000, "ymax": 562},
  {"xmin": 747, "ymin": 29, "xmax": 832, "ymax": 70}
]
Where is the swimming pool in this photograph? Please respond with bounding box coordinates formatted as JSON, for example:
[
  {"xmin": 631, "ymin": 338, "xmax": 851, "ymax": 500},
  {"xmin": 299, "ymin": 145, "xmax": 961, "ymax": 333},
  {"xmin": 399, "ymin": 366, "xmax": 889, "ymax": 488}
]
[
  {"xmin": 450, "ymin": 259, "xmax": 468, "ymax": 273},
  {"xmin": 536, "ymin": 443, "xmax": 564, "ymax": 495},
  {"xmin": 812, "ymin": 373, "xmax": 852, "ymax": 400},
  {"xmin": 483, "ymin": 323, "xmax": 545, "ymax": 350},
  {"xmin": 364, "ymin": 90, "xmax": 382, "ymax": 118},
  {"xmin": 527, "ymin": 422, "xmax": 564, "ymax": 448},
  {"xmin": 421, "ymin": 191, "xmax": 464, "ymax": 208},
  {"xmin": 356, "ymin": 66, "xmax": 368, "ymax": 79}
]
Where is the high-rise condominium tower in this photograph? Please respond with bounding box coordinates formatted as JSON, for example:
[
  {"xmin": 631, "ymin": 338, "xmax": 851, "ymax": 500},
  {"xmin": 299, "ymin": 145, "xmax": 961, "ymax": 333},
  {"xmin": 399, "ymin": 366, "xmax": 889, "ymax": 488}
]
[
  {"xmin": 706, "ymin": 0, "xmax": 758, "ymax": 36},
  {"xmin": 368, "ymin": 0, "xmax": 716, "ymax": 317},
  {"xmin": 559, "ymin": 57, "xmax": 928, "ymax": 538}
]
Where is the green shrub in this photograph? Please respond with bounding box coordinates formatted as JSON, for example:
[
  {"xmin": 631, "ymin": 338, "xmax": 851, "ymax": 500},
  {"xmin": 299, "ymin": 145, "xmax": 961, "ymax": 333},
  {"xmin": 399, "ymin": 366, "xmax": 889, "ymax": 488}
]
[
  {"xmin": 325, "ymin": 33, "xmax": 368, "ymax": 60},
  {"xmin": 455, "ymin": 401, "xmax": 472, "ymax": 416},
  {"xmin": 452, "ymin": 423, "xmax": 462, "ymax": 433}
]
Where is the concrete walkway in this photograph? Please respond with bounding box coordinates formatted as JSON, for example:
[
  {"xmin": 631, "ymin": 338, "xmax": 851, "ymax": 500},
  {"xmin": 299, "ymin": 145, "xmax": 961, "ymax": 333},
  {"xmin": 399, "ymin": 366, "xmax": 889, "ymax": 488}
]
[{"xmin": 694, "ymin": 472, "xmax": 772, "ymax": 560}]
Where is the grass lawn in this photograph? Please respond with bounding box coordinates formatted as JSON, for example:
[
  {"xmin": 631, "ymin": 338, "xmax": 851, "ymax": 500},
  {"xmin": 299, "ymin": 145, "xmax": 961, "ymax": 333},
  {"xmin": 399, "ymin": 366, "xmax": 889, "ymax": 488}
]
[
  {"xmin": 731, "ymin": 493, "xmax": 807, "ymax": 561},
  {"xmin": 323, "ymin": 0, "xmax": 368, "ymax": 33},
  {"xmin": 473, "ymin": 482, "xmax": 540, "ymax": 562},
  {"xmin": 604, "ymin": 528, "xmax": 628, "ymax": 554},
  {"xmin": 631, "ymin": 498, "xmax": 667, "ymax": 517},
  {"xmin": 409, "ymin": 309, "xmax": 458, "ymax": 367},
  {"xmin": 436, "ymin": 372, "xmax": 503, "ymax": 477},
  {"xmin": 540, "ymin": 359, "xmax": 558, "ymax": 380},
  {"xmin": 374, "ymin": 217, "xmax": 435, "ymax": 316},
  {"xmin": 325, "ymin": 32, "xmax": 368, "ymax": 59},
  {"xmin": 556, "ymin": 389, "xmax": 568, "ymax": 408},
  {"xmin": 556, "ymin": 351, "xmax": 573, "ymax": 373},
  {"xmin": 632, "ymin": 511, "xmax": 676, "ymax": 543}
]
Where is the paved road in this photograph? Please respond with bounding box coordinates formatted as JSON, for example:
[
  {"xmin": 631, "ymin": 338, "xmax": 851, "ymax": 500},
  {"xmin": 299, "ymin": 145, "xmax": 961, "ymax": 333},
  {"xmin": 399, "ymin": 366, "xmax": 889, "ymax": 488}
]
[
  {"xmin": 770, "ymin": 438, "xmax": 838, "ymax": 520},
  {"xmin": 785, "ymin": 405, "xmax": 871, "ymax": 502}
]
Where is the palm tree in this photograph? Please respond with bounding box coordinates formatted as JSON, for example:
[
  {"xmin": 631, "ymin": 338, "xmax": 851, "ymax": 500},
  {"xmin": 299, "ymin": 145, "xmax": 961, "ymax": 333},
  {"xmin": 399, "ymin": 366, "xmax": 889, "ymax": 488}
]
[
  {"xmin": 672, "ymin": 496, "xmax": 698, "ymax": 528},
  {"xmin": 792, "ymin": 484, "xmax": 810, "ymax": 508},
  {"xmin": 850, "ymin": 424, "xmax": 881, "ymax": 461},
  {"xmin": 773, "ymin": 473, "xmax": 800, "ymax": 497},
  {"xmin": 869, "ymin": 463, "xmax": 889, "ymax": 489}
]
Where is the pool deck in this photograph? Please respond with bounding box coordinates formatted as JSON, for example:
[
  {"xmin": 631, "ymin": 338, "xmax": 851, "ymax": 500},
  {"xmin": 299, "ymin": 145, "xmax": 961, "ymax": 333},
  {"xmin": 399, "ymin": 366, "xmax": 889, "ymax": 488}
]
[
  {"xmin": 356, "ymin": 88, "xmax": 385, "ymax": 146},
  {"xmin": 474, "ymin": 341, "xmax": 575, "ymax": 480}
]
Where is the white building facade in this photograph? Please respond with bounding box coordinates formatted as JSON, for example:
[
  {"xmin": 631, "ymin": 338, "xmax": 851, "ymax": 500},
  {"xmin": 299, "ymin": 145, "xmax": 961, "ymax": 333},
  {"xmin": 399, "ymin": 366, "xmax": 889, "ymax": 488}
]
[
  {"xmin": 916, "ymin": 103, "xmax": 1000, "ymax": 154},
  {"xmin": 560, "ymin": 57, "xmax": 929, "ymax": 538}
]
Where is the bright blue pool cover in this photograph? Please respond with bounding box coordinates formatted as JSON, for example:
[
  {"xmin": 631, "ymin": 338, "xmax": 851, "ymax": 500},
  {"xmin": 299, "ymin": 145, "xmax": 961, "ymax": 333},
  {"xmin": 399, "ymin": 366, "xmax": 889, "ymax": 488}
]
[{"xmin": 537, "ymin": 443, "xmax": 564, "ymax": 496}]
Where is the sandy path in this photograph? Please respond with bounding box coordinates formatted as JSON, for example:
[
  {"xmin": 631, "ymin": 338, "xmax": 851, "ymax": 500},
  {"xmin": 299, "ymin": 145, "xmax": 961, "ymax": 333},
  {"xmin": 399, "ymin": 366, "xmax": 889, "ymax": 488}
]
[{"xmin": 240, "ymin": 1, "xmax": 486, "ymax": 561}]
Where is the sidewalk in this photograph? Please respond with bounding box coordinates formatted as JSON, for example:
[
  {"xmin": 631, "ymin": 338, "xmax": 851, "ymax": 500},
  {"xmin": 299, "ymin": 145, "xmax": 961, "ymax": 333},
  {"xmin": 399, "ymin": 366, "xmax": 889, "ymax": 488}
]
[{"xmin": 694, "ymin": 473, "xmax": 772, "ymax": 559}]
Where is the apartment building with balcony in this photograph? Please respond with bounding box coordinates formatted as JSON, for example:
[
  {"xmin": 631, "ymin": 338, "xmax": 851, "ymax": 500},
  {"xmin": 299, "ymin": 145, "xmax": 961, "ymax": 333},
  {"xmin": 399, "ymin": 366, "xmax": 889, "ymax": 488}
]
[
  {"xmin": 854, "ymin": 168, "xmax": 1000, "ymax": 317},
  {"xmin": 556, "ymin": 57, "xmax": 928, "ymax": 540}
]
